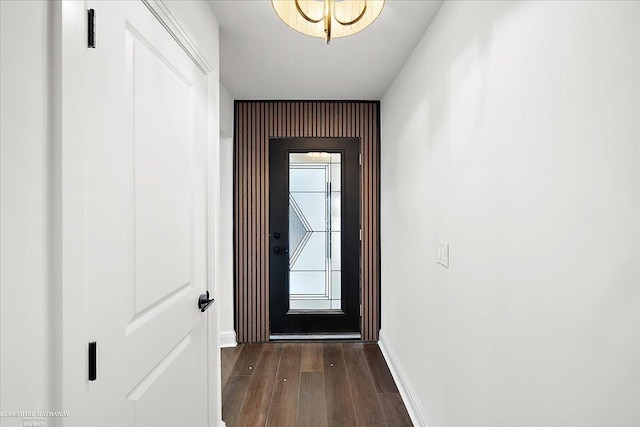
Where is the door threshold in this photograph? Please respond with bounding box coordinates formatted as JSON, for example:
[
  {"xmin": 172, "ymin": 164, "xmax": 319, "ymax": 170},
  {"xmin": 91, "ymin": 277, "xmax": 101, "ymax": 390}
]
[{"xmin": 269, "ymin": 333, "xmax": 361, "ymax": 341}]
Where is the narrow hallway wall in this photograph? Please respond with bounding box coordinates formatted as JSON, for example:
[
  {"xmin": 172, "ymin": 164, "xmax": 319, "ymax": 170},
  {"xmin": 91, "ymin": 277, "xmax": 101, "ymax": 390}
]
[
  {"xmin": 381, "ymin": 1, "xmax": 640, "ymax": 425},
  {"xmin": 234, "ymin": 101, "xmax": 380, "ymax": 342}
]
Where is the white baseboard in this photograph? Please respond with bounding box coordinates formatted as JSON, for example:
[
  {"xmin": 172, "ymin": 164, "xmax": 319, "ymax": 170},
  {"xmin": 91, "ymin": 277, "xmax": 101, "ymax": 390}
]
[
  {"xmin": 378, "ymin": 330, "xmax": 430, "ymax": 427},
  {"xmin": 218, "ymin": 420, "xmax": 226, "ymax": 427},
  {"xmin": 219, "ymin": 330, "xmax": 237, "ymax": 348}
]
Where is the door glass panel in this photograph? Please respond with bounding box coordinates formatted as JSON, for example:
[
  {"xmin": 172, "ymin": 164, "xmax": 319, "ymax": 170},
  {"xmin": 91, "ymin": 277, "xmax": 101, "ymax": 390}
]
[{"xmin": 289, "ymin": 152, "xmax": 341, "ymax": 312}]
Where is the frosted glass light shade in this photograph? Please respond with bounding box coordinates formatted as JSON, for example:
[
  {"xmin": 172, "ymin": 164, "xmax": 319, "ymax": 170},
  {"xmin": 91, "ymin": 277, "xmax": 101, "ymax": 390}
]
[{"xmin": 272, "ymin": 0, "xmax": 385, "ymax": 43}]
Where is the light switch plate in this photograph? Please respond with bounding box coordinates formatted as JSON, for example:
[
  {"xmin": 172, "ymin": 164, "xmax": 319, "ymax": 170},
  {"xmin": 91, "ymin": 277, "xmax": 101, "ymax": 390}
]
[{"xmin": 437, "ymin": 241, "xmax": 449, "ymax": 268}]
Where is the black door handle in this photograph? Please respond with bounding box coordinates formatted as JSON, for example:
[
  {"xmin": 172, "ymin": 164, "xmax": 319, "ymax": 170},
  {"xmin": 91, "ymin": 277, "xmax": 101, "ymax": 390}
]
[
  {"xmin": 198, "ymin": 291, "xmax": 215, "ymax": 312},
  {"xmin": 273, "ymin": 246, "xmax": 288, "ymax": 254}
]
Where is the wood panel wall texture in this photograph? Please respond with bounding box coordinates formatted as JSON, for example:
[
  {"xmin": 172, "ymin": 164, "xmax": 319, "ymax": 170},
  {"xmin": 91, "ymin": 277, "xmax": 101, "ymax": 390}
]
[{"xmin": 234, "ymin": 101, "xmax": 380, "ymax": 342}]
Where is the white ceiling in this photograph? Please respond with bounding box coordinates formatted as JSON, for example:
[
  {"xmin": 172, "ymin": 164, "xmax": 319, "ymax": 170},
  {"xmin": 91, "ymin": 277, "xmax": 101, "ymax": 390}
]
[{"xmin": 207, "ymin": 0, "xmax": 443, "ymax": 100}]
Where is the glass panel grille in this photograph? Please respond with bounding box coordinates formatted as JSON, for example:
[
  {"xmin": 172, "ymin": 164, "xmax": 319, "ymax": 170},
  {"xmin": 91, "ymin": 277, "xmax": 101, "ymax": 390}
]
[{"xmin": 288, "ymin": 152, "xmax": 342, "ymax": 312}]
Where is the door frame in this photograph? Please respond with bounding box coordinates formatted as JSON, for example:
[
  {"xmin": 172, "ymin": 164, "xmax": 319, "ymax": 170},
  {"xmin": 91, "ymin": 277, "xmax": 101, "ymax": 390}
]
[
  {"xmin": 269, "ymin": 137, "xmax": 361, "ymax": 337},
  {"xmin": 57, "ymin": 2, "xmax": 221, "ymax": 425}
]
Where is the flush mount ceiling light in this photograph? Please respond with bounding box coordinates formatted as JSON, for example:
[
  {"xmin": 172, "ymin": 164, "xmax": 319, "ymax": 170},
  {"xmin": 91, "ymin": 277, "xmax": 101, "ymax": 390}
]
[{"xmin": 272, "ymin": 0, "xmax": 385, "ymax": 44}]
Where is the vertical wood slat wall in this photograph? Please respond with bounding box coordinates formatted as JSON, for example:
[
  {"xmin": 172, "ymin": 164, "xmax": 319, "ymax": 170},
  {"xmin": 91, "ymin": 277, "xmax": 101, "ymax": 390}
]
[{"xmin": 234, "ymin": 101, "xmax": 380, "ymax": 342}]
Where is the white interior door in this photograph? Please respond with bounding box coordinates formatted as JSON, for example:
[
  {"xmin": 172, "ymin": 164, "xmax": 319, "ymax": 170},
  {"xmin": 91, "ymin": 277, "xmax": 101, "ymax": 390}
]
[{"xmin": 74, "ymin": 1, "xmax": 211, "ymax": 425}]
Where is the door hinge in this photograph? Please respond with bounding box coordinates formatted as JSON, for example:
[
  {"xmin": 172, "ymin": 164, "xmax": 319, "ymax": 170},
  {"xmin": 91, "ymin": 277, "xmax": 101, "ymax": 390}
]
[
  {"xmin": 88, "ymin": 341, "xmax": 97, "ymax": 381},
  {"xmin": 359, "ymin": 153, "xmax": 362, "ymax": 166},
  {"xmin": 359, "ymin": 228, "xmax": 362, "ymax": 241},
  {"xmin": 359, "ymin": 304, "xmax": 363, "ymax": 317},
  {"xmin": 88, "ymin": 9, "xmax": 96, "ymax": 48}
]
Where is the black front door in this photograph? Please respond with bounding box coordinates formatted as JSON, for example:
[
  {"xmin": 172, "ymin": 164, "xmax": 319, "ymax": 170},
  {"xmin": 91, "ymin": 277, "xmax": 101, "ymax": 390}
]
[{"xmin": 269, "ymin": 137, "xmax": 360, "ymax": 336}]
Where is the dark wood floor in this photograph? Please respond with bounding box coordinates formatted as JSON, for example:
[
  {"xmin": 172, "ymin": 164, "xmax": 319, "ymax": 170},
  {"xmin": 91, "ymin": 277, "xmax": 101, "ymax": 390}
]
[{"xmin": 221, "ymin": 342, "xmax": 413, "ymax": 427}]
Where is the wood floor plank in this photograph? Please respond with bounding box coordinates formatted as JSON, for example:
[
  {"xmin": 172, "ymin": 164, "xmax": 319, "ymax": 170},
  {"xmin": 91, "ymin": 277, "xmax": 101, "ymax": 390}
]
[
  {"xmin": 222, "ymin": 343, "xmax": 411, "ymax": 427},
  {"xmin": 222, "ymin": 375, "xmax": 252, "ymax": 427},
  {"xmin": 266, "ymin": 344, "xmax": 302, "ymax": 427},
  {"xmin": 222, "ymin": 345, "xmax": 244, "ymax": 389},
  {"xmin": 301, "ymin": 342, "xmax": 323, "ymax": 372},
  {"xmin": 323, "ymin": 343, "xmax": 357, "ymax": 427},
  {"xmin": 342, "ymin": 344, "xmax": 387, "ymax": 426},
  {"xmin": 235, "ymin": 349, "xmax": 282, "ymax": 427},
  {"xmin": 363, "ymin": 344, "xmax": 398, "ymax": 393},
  {"xmin": 297, "ymin": 372, "xmax": 328, "ymax": 427},
  {"xmin": 379, "ymin": 393, "xmax": 413, "ymax": 426},
  {"xmin": 231, "ymin": 343, "xmax": 263, "ymax": 376},
  {"xmin": 262, "ymin": 343, "xmax": 283, "ymax": 352}
]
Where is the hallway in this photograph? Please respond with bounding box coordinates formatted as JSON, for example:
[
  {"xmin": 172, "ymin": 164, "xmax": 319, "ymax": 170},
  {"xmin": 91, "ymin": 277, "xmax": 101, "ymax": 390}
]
[
  {"xmin": 1, "ymin": 1, "xmax": 639, "ymax": 425},
  {"xmin": 221, "ymin": 342, "xmax": 412, "ymax": 426}
]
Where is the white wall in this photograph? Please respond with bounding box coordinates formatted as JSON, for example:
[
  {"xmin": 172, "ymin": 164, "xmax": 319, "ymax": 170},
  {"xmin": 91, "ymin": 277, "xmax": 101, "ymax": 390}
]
[
  {"xmin": 220, "ymin": 83, "xmax": 234, "ymax": 139},
  {"xmin": 219, "ymin": 83, "xmax": 236, "ymax": 346},
  {"xmin": 1, "ymin": 1, "xmax": 57, "ymax": 422},
  {"xmin": 380, "ymin": 1, "xmax": 640, "ymax": 426}
]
